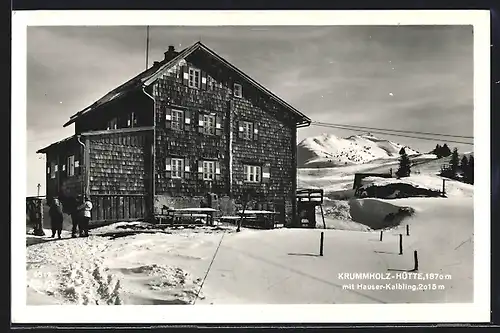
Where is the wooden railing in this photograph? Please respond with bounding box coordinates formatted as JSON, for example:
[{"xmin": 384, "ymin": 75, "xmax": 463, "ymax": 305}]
[{"xmin": 89, "ymin": 194, "xmax": 149, "ymax": 223}]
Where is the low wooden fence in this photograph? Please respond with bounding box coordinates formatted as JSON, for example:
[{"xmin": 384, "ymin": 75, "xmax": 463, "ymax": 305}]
[{"xmin": 89, "ymin": 194, "xmax": 149, "ymax": 224}]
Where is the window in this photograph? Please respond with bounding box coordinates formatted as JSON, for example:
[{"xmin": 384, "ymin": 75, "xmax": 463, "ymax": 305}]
[
  {"xmin": 127, "ymin": 112, "xmax": 137, "ymax": 128},
  {"xmin": 107, "ymin": 118, "xmax": 118, "ymax": 130},
  {"xmin": 203, "ymin": 114, "xmax": 216, "ymax": 135},
  {"xmin": 67, "ymin": 155, "xmax": 75, "ymax": 177},
  {"xmin": 242, "ymin": 121, "xmax": 253, "ymax": 140},
  {"xmin": 171, "ymin": 109, "xmax": 184, "ymax": 130},
  {"xmin": 234, "ymin": 83, "xmax": 243, "ymax": 98},
  {"xmin": 203, "ymin": 161, "xmax": 215, "ymax": 180},
  {"xmin": 188, "ymin": 68, "xmax": 201, "ymax": 89},
  {"xmin": 50, "ymin": 161, "xmax": 56, "ymax": 179},
  {"xmin": 244, "ymin": 165, "xmax": 261, "ymax": 183},
  {"xmin": 171, "ymin": 158, "xmax": 184, "ymax": 179}
]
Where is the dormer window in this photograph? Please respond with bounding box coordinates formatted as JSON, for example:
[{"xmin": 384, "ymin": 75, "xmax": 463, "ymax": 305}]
[
  {"xmin": 107, "ymin": 118, "xmax": 118, "ymax": 130},
  {"xmin": 234, "ymin": 83, "xmax": 243, "ymax": 98},
  {"xmin": 127, "ymin": 112, "xmax": 137, "ymax": 128},
  {"xmin": 188, "ymin": 68, "xmax": 201, "ymax": 89}
]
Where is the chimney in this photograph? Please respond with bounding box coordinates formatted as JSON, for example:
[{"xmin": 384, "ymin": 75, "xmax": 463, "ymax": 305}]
[{"xmin": 164, "ymin": 45, "xmax": 178, "ymax": 61}]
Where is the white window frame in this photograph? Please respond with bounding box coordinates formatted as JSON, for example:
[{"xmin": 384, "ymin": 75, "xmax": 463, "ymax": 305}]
[
  {"xmin": 242, "ymin": 121, "xmax": 254, "ymax": 140},
  {"xmin": 171, "ymin": 109, "xmax": 184, "ymax": 130},
  {"xmin": 127, "ymin": 112, "xmax": 137, "ymax": 128},
  {"xmin": 203, "ymin": 114, "xmax": 216, "ymax": 135},
  {"xmin": 203, "ymin": 160, "xmax": 215, "ymax": 181},
  {"xmin": 171, "ymin": 158, "xmax": 184, "ymax": 179},
  {"xmin": 188, "ymin": 68, "xmax": 201, "ymax": 89},
  {"xmin": 50, "ymin": 161, "xmax": 56, "ymax": 179},
  {"xmin": 67, "ymin": 155, "xmax": 75, "ymax": 177},
  {"xmin": 234, "ymin": 83, "xmax": 243, "ymax": 98},
  {"xmin": 244, "ymin": 165, "xmax": 261, "ymax": 183},
  {"xmin": 107, "ymin": 117, "xmax": 118, "ymax": 130}
]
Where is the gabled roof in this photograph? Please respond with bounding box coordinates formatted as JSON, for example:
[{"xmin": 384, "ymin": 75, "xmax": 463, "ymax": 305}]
[
  {"xmin": 63, "ymin": 41, "xmax": 311, "ymax": 128},
  {"xmin": 36, "ymin": 135, "xmax": 77, "ymax": 154}
]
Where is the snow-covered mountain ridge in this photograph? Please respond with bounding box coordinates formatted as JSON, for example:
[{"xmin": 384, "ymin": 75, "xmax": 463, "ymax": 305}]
[{"xmin": 297, "ymin": 133, "xmax": 423, "ymax": 168}]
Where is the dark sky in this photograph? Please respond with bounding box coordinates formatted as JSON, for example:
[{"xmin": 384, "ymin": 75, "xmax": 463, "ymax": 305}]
[{"xmin": 26, "ymin": 25, "xmax": 473, "ymax": 195}]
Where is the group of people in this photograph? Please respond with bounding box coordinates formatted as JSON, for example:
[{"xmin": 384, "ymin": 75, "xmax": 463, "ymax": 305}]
[{"xmin": 48, "ymin": 195, "xmax": 93, "ymax": 239}]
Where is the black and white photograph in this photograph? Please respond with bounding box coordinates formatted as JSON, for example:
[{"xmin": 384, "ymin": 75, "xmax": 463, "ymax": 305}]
[{"xmin": 13, "ymin": 10, "xmax": 490, "ymax": 324}]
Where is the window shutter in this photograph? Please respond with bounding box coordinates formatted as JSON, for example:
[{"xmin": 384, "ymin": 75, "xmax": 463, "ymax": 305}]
[
  {"xmin": 181, "ymin": 66, "xmax": 189, "ymax": 86},
  {"xmin": 165, "ymin": 157, "xmax": 172, "ymax": 179},
  {"xmin": 243, "ymin": 165, "xmax": 248, "ymax": 182},
  {"xmin": 215, "ymin": 115, "xmax": 222, "ymax": 136},
  {"xmin": 198, "ymin": 160, "xmax": 204, "ymax": 180},
  {"xmin": 262, "ymin": 163, "xmax": 270, "ymax": 183},
  {"xmin": 253, "ymin": 123, "xmax": 259, "ymax": 141},
  {"xmin": 198, "ymin": 113, "xmax": 205, "ymax": 133},
  {"xmin": 184, "ymin": 110, "xmax": 191, "ymax": 131},
  {"xmin": 201, "ymin": 71, "xmax": 207, "ymax": 90},
  {"xmin": 165, "ymin": 107, "xmax": 172, "ymax": 129},
  {"xmin": 215, "ymin": 161, "xmax": 221, "ymax": 181},
  {"xmin": 184, "ymin": 158, "xmax": 191, "ymax": 179},
  {"xmin": 238, "ymin": 121, "xmax": 244, "ymax": 139}
]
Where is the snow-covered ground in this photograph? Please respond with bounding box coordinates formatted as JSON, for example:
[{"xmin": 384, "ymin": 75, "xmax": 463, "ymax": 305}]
[{"xmin": 27, "ymin": 195, "xmax": 473, "ymax": 305}]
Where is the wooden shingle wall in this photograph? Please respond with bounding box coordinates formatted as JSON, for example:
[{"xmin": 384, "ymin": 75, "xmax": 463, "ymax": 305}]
[
  {"xmin": 88, "ymin": 132, "xmax": 151, "ymax": 195},
  {"xmin": 153, "ymin": 62, "xmax": 229, "ymax": 199},
  {"xmin": 153, "ymin": 54, "xmax": 298, "ymax": 224}
]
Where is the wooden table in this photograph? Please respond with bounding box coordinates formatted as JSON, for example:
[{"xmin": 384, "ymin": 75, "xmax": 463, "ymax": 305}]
[
  {"xmin": 232, "ymin": 210, "xmax": 279, "ymax": 229},
  {"xmin": 158, "ymin": 207, "xmax": 217, "ymax": 226}
]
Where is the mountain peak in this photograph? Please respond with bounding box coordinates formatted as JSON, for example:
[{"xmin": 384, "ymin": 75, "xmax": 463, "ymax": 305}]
[{"xmin": 297, "ymin": 132, "xmax": 420, "ymax": 168}]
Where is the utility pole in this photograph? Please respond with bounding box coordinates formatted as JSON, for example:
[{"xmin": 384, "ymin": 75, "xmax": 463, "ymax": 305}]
[{"xmin": 145, "ymin": 26, "xmax": 150, "ymax": 70}]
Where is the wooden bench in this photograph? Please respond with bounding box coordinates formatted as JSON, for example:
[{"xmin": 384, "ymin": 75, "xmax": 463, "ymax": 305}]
[
  {"xmin": 225, "ymin": 210, "xmax": 279, "ymax": 229},
  {"xmin": 157, "ymin": 207, "xmax": 217, "ymax": 226}
]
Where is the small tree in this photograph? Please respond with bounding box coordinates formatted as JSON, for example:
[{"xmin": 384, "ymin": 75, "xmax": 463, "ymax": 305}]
[
  {"xmin": 449, "ymin": 148, "xmax": 460, "ymax": 178},
  {"xmin": 441, "ymin": 144, "xmax": 452, "ymax": 157},
  {"xmin": 467, "ymin": 155, "xmax": 474, "ymax": 184},
  {"xmin": 460, "ymin": 155, "xmax": 469, "ymax": 182},
  {"xmin": 433, "ymin": 144, "xmax": 442, "ymax": 158},
  {"xmin": 396, "ymin": 147, "xmax": 411, "ymax": 178}
]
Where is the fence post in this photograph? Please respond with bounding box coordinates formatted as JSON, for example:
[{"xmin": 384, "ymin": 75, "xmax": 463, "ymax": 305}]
[
  {"xmin": 320, "ymin": 232, "xmax": 324, "ymax": 256},
  {"xmin": 406, "ymin": 224, "xmax": 410, "ymax": 236},
  {"xmin": 380, "ymin": 230, "xmax": 383, "ymax": 241},
  {"xmin": 413, "ymin": 250, "xmax": 419, "ymax": 271},
  {"xmin": 399, "ymin": 234, "xmax": 403, "ymax": 255}
]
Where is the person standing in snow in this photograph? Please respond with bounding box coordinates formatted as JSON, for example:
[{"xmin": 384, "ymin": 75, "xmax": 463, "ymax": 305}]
[
  {"xmin": 69, "ymin": 196, "xmax": 80, "ymax": 238},
  {"xmin": 48, "ymin": 197, "xmax": 64, "ymax": 239},
  {"xmin": 78, "ymin": 195, "xmax": 92, "ymax": 237}
]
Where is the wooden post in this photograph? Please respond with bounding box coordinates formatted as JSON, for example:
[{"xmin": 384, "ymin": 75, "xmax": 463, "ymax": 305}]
[
  {"xmin": 320, "ymin": 231, "xmax": 324, "ymax": 256},
  {"xmin": 406, "ymin": 224, "xmax": 410, "ymax": 236},
  {"xmin": 413, "ymin": 250, "xmax": 419, "ymax": 271},
  {"xmin": 442, "ymin": 179, "xmax": 446, "ymax": 196},
  {"xmin": 380, "ymin": 230, "xmax": 383, "ymax": 241},
  {"xmin": 399, "ymin": 234, "xmax": 403, "ymax": 255},
  {"xmin": 319, "ymin": 204, "xmax": 326, "ymax": 229}
]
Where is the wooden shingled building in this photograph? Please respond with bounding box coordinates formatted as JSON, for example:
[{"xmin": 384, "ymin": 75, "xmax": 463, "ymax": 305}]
[{"xmin": 37, "ymin": 42, "xmax": 311, "ymax": 226}]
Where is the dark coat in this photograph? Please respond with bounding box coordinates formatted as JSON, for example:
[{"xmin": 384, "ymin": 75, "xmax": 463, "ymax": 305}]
[{"xmin": 49, "ymin": 203, "xmax": 64, "ymax": 229}]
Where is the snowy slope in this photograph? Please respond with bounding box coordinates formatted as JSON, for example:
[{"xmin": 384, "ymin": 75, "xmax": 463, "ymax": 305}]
[{"xmin": 297, "ymin": 133, "xmax": 423, "ymax": 168}]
